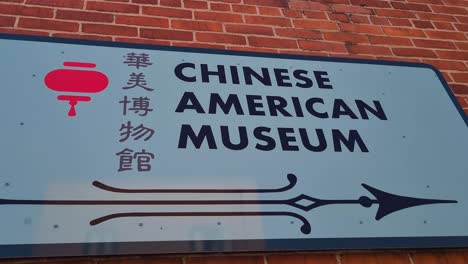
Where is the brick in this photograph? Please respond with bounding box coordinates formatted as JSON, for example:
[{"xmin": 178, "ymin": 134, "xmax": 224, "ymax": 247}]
[
  {"xmin": 350, "ymin": 0, "xmax": 391, "ymax": 8},
  {"xmin": 232, "ymin": 5, "xmax": 257, "ymax": 14},
  {"xmin": 160, "ymin": 0, "xmax": 181, "ymax": 7},
  {"xmin": 411, "ymin": 252, "xmax": 449, "ymax": 264},
  {"xmin": 303, "ymin": 11, "xmax": 328, "ymax": 19},
  {"xmin": 244, "ymin": 0, "xmax": 289, "ymax": 7},
  {"xmin": 443, "ymin": 0, "xmax": 468, "ymax": 6},
  {"xmin": 434, "ymin": 22, "xmax": 454, "ymax": 30},
  {"xmin": 340, "ymin": 23, "xmax": 383, "ymax": 34},
  {"xmin": 226, "ymin": 24, "xmax": 274, "ymax": 35},
  {"xmin": 0, "ymin": 15, "xmax": 16, "ymax": 27},
  {"xmin": 451, "ymin": 73, "xmax": 468, "ymax": 83},
  {"xmin": 328, "ymin": 13, "xmax": 350, "ymax": 22},
  {"xmin": 425, "ymin": 30, "xmax": 466, "ymax": 40},
  {"xmin": 431, "ymin": 5, "xmax": 467, "ymax": 15},
  {"xmin": 187, "ymin": 256, "xmax": 263, "ymax": 264},
  {"xmin": 417, "ymin": 12, "xmax": 457, "ymax": 22},
  {"xmin": 25, "ymin": 0, "xmax": 84, "ymax": 8},
  {"xmin": 456, "ymin": 96, "xmax": 468, "ymax": 108},
  {"xmin": 393, "ymin": 47, "xmax": 437, "ymax": 57},
  {"xmin": 196, "ymin": 32, "xmax": 246, "ymax": 44},
  {"xmin": 195, "ymin": 11, "xmax": 243, "ymax": 23},
  {"xmin": 454, "ymin": 24, "xmax": 468, "ymax": 32},
  {"xmin": 142, "ymin": 6, "xmax": 192, "ymax": 18},
  {"xmin": 116, "ymin": 37, "xmax": 171, "ymax": 45},
  {"xmin": 347, "ymin": 44, "xmax": 392, "ymax": 55},
  {"xmin": 82, "ymin": 23, "xmax": 137, "ymax": 36},
  {"xmin": 335, "ymin": 5, "xmax": 373, "ymax": 14},
  {"xmin": 86, "ymin": 1, "xmax": 139, "ymax": 13},
  {"xmin": 389, "ymin": 18, "xmax": 412, "ymax": 27},
  {"xmin": 282, "ymin": 9, "xmax": 303, "ymax": 18},
  {"xmin": 53, "ymin": 33, "xmax": 113, "ymax": 41},
  {"xmin": 275, "ymin": 28, "xmax": 322, "ymax": 39},
  {"xmin": 141, "ymin": 28, "xmax": 193, "ymax": 40},
  {"xmin": 99, "ymin": 258, "xmax": 181, "ymax": 264},
  {"xmin": 56, "ymin": 10, "xmax": 114, "ymax": 23},
  {"xmin": 350, "ymin": 14, "xmax": 370, "ymax": 24},
  {"xmin": 408, "ymin": 0, "xmax": 443, "ymax": 4},
  {"xmin": 323, "ymin": 32, "xmax": 369, "ymax": 43},
  {"xmin": 245, "ymin": 15, "xmax": 291, "ymax": 26},
  {"xmin": 369, "ymin": 35, "xmax": 413, "ymax": 46},
  {"xmin": 227, "ymin": 46, "xmax": 277, "ymax": 53},
  {"xmin": 173, "ymin": 20, "xmax": 222, "ymax": 32},
  {"xmin": 184, "ymin": 0, "xmax": 208, "ymax": 9},
  {"xmin": 249, "ymin": 36, "xmax": 298, "ymax": 48},
  {"xmin": 455, "ymin": 42, "xmax": 468, "ymax": 50},
  {"xmin": 455, "ymin": 15, "xmax": 468, "ymax": 23},
  {"xmin": 436, "ymin": 50, "xmax": 468, "ymax": 60},
  {"xmin": 294, "ymin": 20, "xmax": 338, "ymax": 30},
  {"xmin": 382, "ymin": 27, "xmax": 426, "ymax": 37},
  {"xmin": 116, "ymin": 15, "xmax": 169, "ymax": 27},
  {"xmin": 298, "ymin": 40, "xmax": 347, "ymax": 52},
  {"xmin": 268, "ymin": 254, "xmax": 337, "ymax": 264},
  {"xmin": 132, "ymin": 0, "xmax": 158, "ymax": 3},
  {"xmin": 0, "ymin": 28, "xmax": 49, "ymax": 36},
  {"xmin": 342, "ymin": 253, "xmax": 411, "ymax": 264},
  {"xmin": 412, "ymin": 20, "xmax": 434, "ymax": 28},
  {"xmin": 289, "ymin": 0, "xmax": 331, "ymax": 11},
  {"xmin": 19, "ymin": 17, "xmax": 78, "ymax": 32},
  {"xmin": 413, "ymin": 39, "xmax": 456, "ymax": 49},
  {"xmin": 0, "ymin": 3, "xmax": 54, "ymax": 18},
  {"xmin": 375, "ymin": 9, "xmax": 417, "ymax": 18},
  {"xmin": 423, "ymin": 59, "xmax": 468, "ymax": 71},
  {"xmin": 451, "ymin": 84, "xmax": 468, "ymax": 94},
  {"xmin": 210, "ymin": 3, "xmax": 231, "ymax": 11},
  {"xmin": 391, "ymin": 2, "xmax": 432, "ymax": 12},
  {"xmin": 258, "ymin": 7, "xmax": 281, "ymax": 16},
  {"xmin": 371, "ymin": 16, "xmax": 391, "ymax": 25}
]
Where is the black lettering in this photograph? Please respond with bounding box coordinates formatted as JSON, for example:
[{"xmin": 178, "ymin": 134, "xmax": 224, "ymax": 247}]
[
  {"xmin": 332, "ymin": 99, "xmax": 358, "ymax": 119},
  {"xmin": 254, "ymin": 127, "xmax": 276, "ymax": 151},
  {"xmin": 174, "ymin": 63, "xmax": 196, "ymax": 82},
  {"xmin": 332, "ymin": 129, "xmax": 369, "ymax": 152},
  {"xmin": 208, "ymin": 93, "xmax": 244, "ymax": 115},
  {"xmin": 314, "ymin": 71, "xmax": 333, "ymax": 89},
  {"xmin": 355, "ymin": 100, "xmax": 387, "ymax": 120},
  {"xmin": 294, "ymin": 69, "xmax": 313, "ymax": 88},
  {"xmin": 267, "ymin": 96, "xmax": 292, "ymax": 117},
  {"xmin": 201, "ymin": 64, "xmax": 226, "ymax": 83},
  {"xmin": 305, "ymin": 98, "xmax": 329, "ymax": 118},
  {"xmin": 299, "ymin": 128, "xmax": 327, "ymax": 152},
  {"xmin": 175, "ymin": 92, "xmax": 205, "ymax": 113},
  {"xmin": 246, "ymin": 95, "xmax": 265, "ymax": 116},
  {"xmin": 274, "ymin": 68, "xmax": 292, "ymax": 87},
  {"xmin": 178, "ymin": 125, "xmax": 217, "ymax": 149},
  {"xmin": 243, "ymin": 67, "xmax": 272, "ymax": 86},
  {"xmin": 278, "ymin": 127, "xmax": 299, "ymax": 151},
  {"xmin": 221, "ymin": 126, "xmax": 248, "ymax": 150}
]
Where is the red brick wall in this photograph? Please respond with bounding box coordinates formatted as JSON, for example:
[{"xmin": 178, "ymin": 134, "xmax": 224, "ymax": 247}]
[{"xmin": 0, "ymin": 0, "xmax": 467, "ymax": 263}]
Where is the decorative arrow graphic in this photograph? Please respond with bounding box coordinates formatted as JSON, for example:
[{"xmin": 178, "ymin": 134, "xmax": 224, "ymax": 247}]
[{"xmin": 0, "ymin": 174, "xmax": 457, "ymax": 234}]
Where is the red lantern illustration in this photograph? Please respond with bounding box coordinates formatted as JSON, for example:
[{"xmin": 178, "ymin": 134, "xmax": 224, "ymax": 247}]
[{"xmin": 44, "ymin": 61, "xmax": 109, "ymax": 117}]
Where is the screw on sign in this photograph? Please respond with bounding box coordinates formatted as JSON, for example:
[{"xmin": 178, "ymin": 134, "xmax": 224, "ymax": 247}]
[{"xmin": 44, "ymin": 62, "xmax": 109, "ymax": 117}]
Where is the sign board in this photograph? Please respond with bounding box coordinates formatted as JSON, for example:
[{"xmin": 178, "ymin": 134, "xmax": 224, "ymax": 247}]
[{"xmin": 1, "ymin": 34, "xmax": 467, "ymax": 258}]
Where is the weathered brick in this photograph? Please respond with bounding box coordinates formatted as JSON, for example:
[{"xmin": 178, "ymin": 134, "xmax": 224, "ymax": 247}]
[
  {"xmin": 423, "ymin": 59, "xmax": 468, "ymax": 71},
  {"xmin": 141, "ymin": 28, "xmax": 193, "ymax": 40},
  {"xmin": 334, "ymin": 4, "xmax": 373, "ymax": 14},
  {"xmin": 142, "ymin": 6, "xmax": 192, "ymax": 18},
  {"xmin": 195, "ymin": 11, "xmax": 243, "ymax": 23},
  {"xmin": 391, "ymin": 2, "xmax": 432, "ymax": 12},
  {"xmin": 86, "ymin": 1, "xmax": 139, "ymax": 13},
  {"xmin": 369, "ymin": 35, "xmax": 413, "ymax": 46},
  {"xmin": 244, "ymin": 0, "xmax": 288, "ymax": 7},
  {"xmin": 298, "ymin": 40, "xmax": 347, "ymax": 52},
  {"xmin": 249, "ymin": 36, "xmax": 298, "ymax": 48},
  {"xmin": 187, "ymin": 256, "xmax": 263, "ymax": 264},
  {"xmin": 289, "ymin": 0, "xmax": 331, "ymax": 11},
  {"xmin": 0, "ymin": 15, "xmax": 16, "ymax": 27},
  {"xmin": 412, "ymin": 20, "xmax": 434, "ymax": 28},
  {"xmin": 303, "ymin": 11, "xmax": 328, "ymax": 19},
  {"xmin": 323, "ymin": 32, "xmax": 369, "ymax": 43},
  {"xmin": 413, "ymin": 39, "xmax": 457, "ymax": 49},
  {"xmin": 417, "ymin": 12, "xmax": 457, "ymax": 22},
  {"xmin": 411, "ymin": 252, "xmax": 449, "ymax": 264},
  {"xmin": 116, "ymin": 15, "xmax": 169, "ymax": 27},
  {"xmin": 0, "ymin": 3, "xmax": 54, "ymax": 18},
  {"xmin": 383, "ymin": 27, "xmax": 426, "ymax": 37},
  {"xmin": 393, "ymin": 47, "xmax": 438, "ymax": 58},
  {"xmin": 433, "ymin": 22, "xmax": 454, "ymax": 30},
  {"xmin": 451, "ymin": 84, "xmax": 468, "ymax": 95},
  {"xmin": 232, "ymin": 5, "xmax": 257, "ymax": 14},
  {"xmin": 82, "ymin": 23, "xmax": 137, "ymax": 36},
  {"xmin": 26, "ymin": 0, "xmax": 84, "ymax": 8},
  {"xmin": 56, "ymin": 10, "xmax": 114, "ymax": 23},
  {"xmin": 210, "ymin": 2, "xmax": 231, "ymax": 11},
  {"xmin": 342, "ymin": 253, "xmax": 411, "ymax": 264},
  {"xmin": 160, "ymin": 0, "xmax": 181, "ymax": 7},
  {"xmin": 347, "ymin": 44, "xmax": 392, "ymax": 55},
  {"xmin": 389, "ymin": 18, "xmax": 412, "ymax": 26},
  {"xmin": 294, "ymin": 20, "xmax": 338, "ymax": 30},
  {"xmin": 425, "ymin": 30, "xmax": 466, "ymax": 40},
  {"xmin": 452, "ymin": 73, "xmax": 468, "ymax": 83},
  {"xmin": 350, "ymin": 14, "xmax": 371, "ymax": 24},
  {"xmin": 328, "ymin": 13, "xmax": 350, "ymax": 22},
  {"xmin": 226, "ymin": 24, "xmax": 274, "ymax": 35},
  {"xmin": 275, "ymin": 28, "xmax": 322, "ymax": 39},
  {"xmin": 436, "ymin": 50, "xmax": 468, "ymax": 60},
  {"xmin": 340, "ymin": 23, "xmax": 383, "ymax": 34},
  {"xmin": 19, "ymin": 17, "xmax": 79, "ymax": 32},
  {"xmin": 431, "ymin": 5, "xmax": 467, "ymax": 15},
  {"xmin": 184, "ymin": 0, "xmax": 208, "ymax": 9},
  {"xmin": 53, "ymin": 33, "xmax": 112, "ymax": 41},
  {"xmin": 258, "ymin": 7, "xmax": 282, "ymax": 16},
  {"xmin": 173, "ymin": 20, "xmax": 223, "ymax": 32},
  {"xmin": 282, "ymin": 9, "xmax": 303, "ymax": 18},
  {"xmin": 375, "ymin": 9, "xmax": 417, "ymax": 18},
  {"xmin": 268, "ymin": 254, "xmax": 337, "ymax": 264},
  {"xmin": 196, "ymin": 32, "xmax": 246, "ymax": 44},
  {"xmin": 350, "ymin": 0, "xmax": 391, "ymax": 8},
  {"xmin": 245, "ymin": 15, "xmax": 292, "ymax": 26}
]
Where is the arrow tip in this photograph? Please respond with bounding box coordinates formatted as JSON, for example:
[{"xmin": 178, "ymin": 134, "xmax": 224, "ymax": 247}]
[{"xmin": 361, "ymin": 184, "xmax": 457, "ymax": 220}]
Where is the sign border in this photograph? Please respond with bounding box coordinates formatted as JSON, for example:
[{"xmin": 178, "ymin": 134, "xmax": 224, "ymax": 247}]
[{"xmin": 1, "ymin": 33, "xmax": 467, "ymax": 258}]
